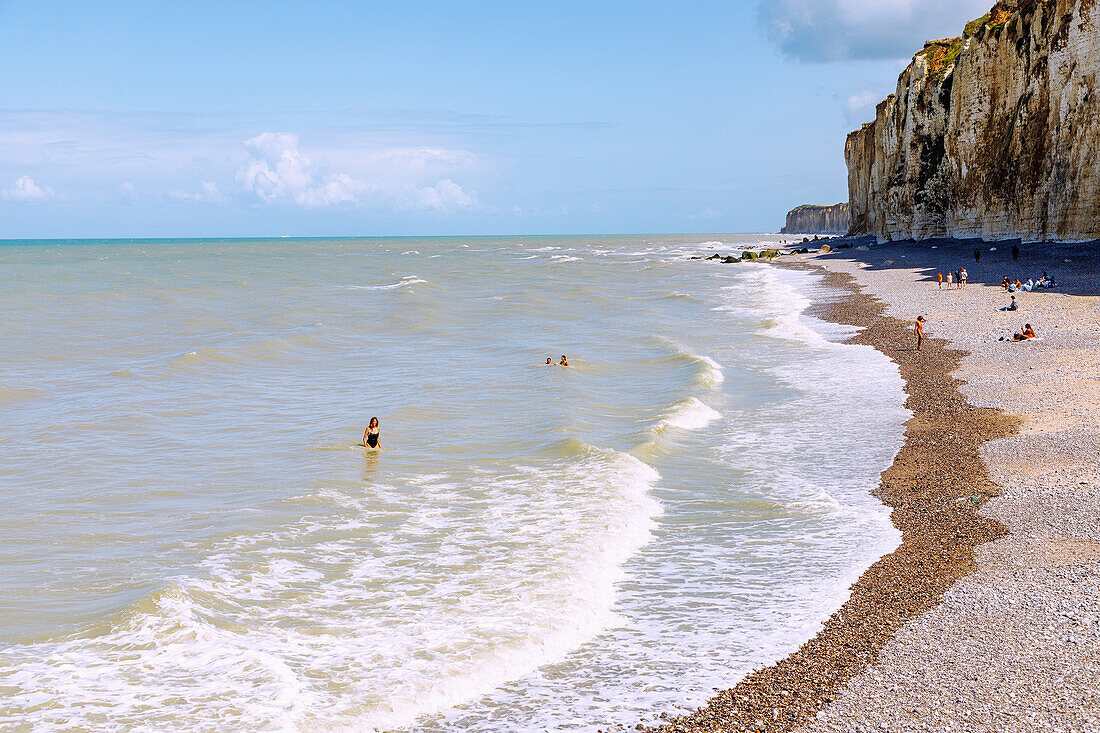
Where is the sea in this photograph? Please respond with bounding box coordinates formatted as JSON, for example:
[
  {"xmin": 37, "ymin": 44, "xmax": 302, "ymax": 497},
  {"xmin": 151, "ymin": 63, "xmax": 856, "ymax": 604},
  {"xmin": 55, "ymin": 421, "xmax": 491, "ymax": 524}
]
[{"xmin": 0, "ymin": 235, "xmax": 909, "ymax": 732}]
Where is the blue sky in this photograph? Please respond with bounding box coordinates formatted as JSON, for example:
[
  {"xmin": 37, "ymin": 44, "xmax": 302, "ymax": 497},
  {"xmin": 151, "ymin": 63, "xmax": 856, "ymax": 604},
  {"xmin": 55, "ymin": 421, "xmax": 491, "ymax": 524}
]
[{"xmin": 0, "ymin": 0, "xmax": 993, "ymax": 237}]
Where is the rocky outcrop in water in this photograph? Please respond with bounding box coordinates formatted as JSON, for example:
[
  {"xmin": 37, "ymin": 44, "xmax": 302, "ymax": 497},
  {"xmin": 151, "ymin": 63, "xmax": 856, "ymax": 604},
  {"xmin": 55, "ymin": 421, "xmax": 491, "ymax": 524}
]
[
  {"xmin": 781, "ymin": 203, "xmax": 851, "ymax": 234},
  {"xmin": 847, "ymin": 0, "xmax": 1100, "ymax": 242}
]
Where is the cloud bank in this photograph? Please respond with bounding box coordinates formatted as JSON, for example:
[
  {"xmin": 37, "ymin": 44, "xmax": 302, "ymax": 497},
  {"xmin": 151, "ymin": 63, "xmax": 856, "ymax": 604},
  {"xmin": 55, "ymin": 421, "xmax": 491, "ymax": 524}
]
[
  {"xmin": 0, "ymin": 110, "xmax": 482, "ymax": 214},
  {"xmin": 235, "ymin": 132, "xmax": 479, "ymax": 211},
  {"xmin": 759, "ymin": 0, "xmax": 996, "ymax": 62},
  {"xmin": 2, "ymin": 175, "xmax": 54, "ymax": 201}
]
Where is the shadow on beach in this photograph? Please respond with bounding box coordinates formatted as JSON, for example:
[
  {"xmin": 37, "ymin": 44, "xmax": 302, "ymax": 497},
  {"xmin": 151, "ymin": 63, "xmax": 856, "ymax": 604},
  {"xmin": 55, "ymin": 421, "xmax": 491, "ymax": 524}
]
[{"xmin": 807, "ymin": 235, "xmax": 1100, "ymax": 298}]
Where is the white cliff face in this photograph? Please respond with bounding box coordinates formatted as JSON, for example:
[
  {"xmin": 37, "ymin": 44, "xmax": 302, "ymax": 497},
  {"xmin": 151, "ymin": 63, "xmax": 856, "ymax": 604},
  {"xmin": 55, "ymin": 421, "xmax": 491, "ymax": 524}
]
[
  {"xmin": 847, "ymin": 0, "xmax": 1100, "ymax": 243},
  {"xmin": 781, "ymin": 203, "xmax": 851, "ymax": 234}
]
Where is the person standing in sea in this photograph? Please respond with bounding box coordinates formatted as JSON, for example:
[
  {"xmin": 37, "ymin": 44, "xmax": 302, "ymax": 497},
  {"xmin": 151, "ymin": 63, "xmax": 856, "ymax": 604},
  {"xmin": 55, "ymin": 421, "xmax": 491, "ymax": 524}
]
[
  {"xmin": 915, "ymin": 316, "xmax": 926, "ymax": 351},
  {"xmin": 363, "ymin": 417, "xmax": 382, "ymax": 450}
]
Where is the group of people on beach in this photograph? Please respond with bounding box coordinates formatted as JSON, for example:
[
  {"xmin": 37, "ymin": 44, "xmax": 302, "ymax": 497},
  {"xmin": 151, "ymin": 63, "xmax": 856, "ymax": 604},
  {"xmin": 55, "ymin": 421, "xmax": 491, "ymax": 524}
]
[
  {"xmin": 915, "ymin": 314, "xmax": 1036, "ymax": 349},
  {"xmin": 937, "ymin": 268, "xmax": 968, "ymax": 289},
  {"xmin": 1002, "ymin": 273, "xmax": 1056, "ymax": 292}
]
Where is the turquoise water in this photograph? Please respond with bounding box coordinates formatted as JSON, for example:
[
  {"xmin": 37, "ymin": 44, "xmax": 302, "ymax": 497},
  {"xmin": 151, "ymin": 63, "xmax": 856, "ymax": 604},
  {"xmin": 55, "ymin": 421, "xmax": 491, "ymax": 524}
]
[{"xmin": 0, "ymin": 236, "xmax": 908, "ymax": 731}]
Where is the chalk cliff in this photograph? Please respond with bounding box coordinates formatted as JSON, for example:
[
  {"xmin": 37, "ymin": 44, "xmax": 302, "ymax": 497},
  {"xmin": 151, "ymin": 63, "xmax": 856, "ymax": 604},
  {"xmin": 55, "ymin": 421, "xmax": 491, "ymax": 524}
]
[
  {"xmin": 781, "ymin": 203, "xmax": 851, "ymax": 234},
  {"xmin": 847, "ymin": 0, "xmax": 1100, "ymax": 242}
]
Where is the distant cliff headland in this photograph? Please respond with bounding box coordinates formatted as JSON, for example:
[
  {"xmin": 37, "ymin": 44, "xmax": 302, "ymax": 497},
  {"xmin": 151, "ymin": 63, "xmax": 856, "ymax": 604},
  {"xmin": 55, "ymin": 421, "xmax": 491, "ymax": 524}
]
[
  {"xmin": 781, "ymin": 203, "xmax": 851, "ymax": 234},
  {"xmin": 847, "ymin": 0, "xmax": 1100, "ymax": 243}
]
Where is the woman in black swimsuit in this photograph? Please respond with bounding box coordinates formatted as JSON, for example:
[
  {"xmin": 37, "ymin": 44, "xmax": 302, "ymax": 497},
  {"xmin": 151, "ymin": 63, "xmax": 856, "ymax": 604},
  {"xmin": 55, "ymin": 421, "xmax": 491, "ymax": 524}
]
[{"xmin": 363, "ymin": 417, "xmax": 381, "ymax": 450}]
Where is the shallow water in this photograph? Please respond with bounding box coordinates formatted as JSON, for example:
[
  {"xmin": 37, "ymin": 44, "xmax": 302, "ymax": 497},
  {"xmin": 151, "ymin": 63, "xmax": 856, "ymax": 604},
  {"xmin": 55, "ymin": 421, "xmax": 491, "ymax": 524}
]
[{"xmin": 0, "ymin": 235, "xmax": 908, "ymax": 731}]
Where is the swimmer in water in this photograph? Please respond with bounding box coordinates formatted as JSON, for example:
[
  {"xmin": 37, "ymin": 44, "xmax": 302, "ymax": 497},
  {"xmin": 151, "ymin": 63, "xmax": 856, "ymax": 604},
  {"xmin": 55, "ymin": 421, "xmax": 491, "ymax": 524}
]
[
  {"xmin": 363, "ymin": 417, "xmax": 381, "ymax": 450},
  {"xmin": 559, "ymin": 355, "xmax": 569, "ymax": 367},
  {"xmin": 546, "ymin": 357, "xmax": 553, "ymax": 364}
]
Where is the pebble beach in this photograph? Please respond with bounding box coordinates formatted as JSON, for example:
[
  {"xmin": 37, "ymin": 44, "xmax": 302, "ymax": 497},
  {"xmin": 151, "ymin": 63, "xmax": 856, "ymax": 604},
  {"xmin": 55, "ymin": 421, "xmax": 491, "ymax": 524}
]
[
  {"xmin": 802, "ymin": 239, "xmax": 1100, "ymax": 733},
  {"xmin": 644, "ymin": 238, "xmax": 1100, "ymax": 733}
]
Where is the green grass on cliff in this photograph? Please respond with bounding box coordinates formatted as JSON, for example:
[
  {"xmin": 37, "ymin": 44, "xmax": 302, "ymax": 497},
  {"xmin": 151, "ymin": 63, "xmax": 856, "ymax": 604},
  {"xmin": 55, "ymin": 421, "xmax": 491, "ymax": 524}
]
[
  {"xmin": 919, "ymin": 37, "xmax": 965, "ymax": 80},
  {"xmin": 963, "ymin": 3, "xmax": 1015, "ymax": 38},
  {"xmin": 964, "ymin": 13, "xmax": 992, "ymax": 37}
]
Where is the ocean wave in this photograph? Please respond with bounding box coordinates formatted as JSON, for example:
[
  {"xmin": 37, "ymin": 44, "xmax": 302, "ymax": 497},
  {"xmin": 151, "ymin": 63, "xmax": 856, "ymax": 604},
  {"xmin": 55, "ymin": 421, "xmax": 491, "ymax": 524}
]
[
  {"xmin": 717, "ymin": 267, "xmax": 858, "ymax": 347},
  {"xmin": 168, "ymin": 328, "xmax": 330, "ymax": 369},
  {"xmin": 657, "ymin": 291, "xmax": 698, "ymax": 302},
  {"xmin": 343, "ymin": 276, "xmax": 427, "ymax": 291},
  {"xmin": 0, "ymin": 386, "xmax": 43, "ymax": 405},
  {"xmin": 657, "ymin": 339, "xmax": 725, "ymax": 388},
  {"xmin": 0, "ymin": 447, "xmax": 663, "ymax": 732},
  {"xmin": 655, "ymin": 397, "xmax": 721, "ymax": 432}
]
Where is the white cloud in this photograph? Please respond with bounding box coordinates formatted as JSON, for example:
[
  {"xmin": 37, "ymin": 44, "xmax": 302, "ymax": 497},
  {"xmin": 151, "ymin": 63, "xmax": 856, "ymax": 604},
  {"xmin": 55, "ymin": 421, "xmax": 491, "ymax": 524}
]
[
  {"xmin": 2, "ymin": 175, "xmax": 54, "ymax": 201},
  {"xmin": 236, "ymin": 132, "xmax": 479, "ymax": 211},
  {"xmin": 169, "ymin": 181, "xmax": 224, "ymax": 203},
  {"xmin": 416, "ymin": 179, "xmax": 478, "ymax": 212},
  {"xmin": 844, "ymin": 90, "xmax": 884, "ymax": 123},
  {"xmin": 759, "ymin": 0, "xmax": 995, "ymax": 62}
]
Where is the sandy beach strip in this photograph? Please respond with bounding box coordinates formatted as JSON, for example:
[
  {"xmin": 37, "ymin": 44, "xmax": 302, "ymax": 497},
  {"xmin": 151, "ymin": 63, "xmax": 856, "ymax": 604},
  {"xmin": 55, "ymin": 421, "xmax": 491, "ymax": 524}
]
[{"xmin": 628, "ymin": 238, "xmax": 1100, "ymax": 733}]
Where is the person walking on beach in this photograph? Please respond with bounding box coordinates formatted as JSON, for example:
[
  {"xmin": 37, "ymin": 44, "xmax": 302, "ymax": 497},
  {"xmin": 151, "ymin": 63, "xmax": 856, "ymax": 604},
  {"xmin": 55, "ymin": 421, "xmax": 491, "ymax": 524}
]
[
  {"xmin": 938, "ymin": 272, "xmax": 944, "ymax": 289},
  {"xmin": 959, "ymin": 267, "xmax": 968, "ymax": 288},
  {"xmin": 363, "ymin": 417, "xmax": 382, "ymax": 450},
  {"xmin": 947, "ymin": 271, "xmax": 953, "ymax": 287},
  {"xmin": 915, "ymin": 316, "xmax": 926, "ymax": 351},
  {"xmin": 1012, "ymin": 244, "xmax": 1020, "ymax": 262},
  {"xmin": 974, "ymin": 248, "xmax": 981, "ymax": 263}
]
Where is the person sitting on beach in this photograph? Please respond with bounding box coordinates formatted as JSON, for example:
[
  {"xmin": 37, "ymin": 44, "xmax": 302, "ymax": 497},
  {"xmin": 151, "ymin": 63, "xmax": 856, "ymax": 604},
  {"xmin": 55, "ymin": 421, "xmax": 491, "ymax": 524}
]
[
  {"xmin": 1002, "ymin": 276, "xmax": 1011, "ymax": 291},
  {"xmin": 915, "ymin": 315, "xmax": 926, "ymax": 351},
  {"xmin": 559, "ymin": 355, "xmax": 569, "ymax": 367},
  {"xmin": 1014, "ymin": 278, "xmax": 1023, "ymax": 291},
  {"xmin": 363, "ymin": 417, "xmax": 382, "ymax": 450},
  {"xmin": 1010, "ymin": 324, "xmax": 1036, "ymax": 342},
  {"xmin": 1002, "ymin": 295, "xmax": 1018, "ymax": 311}
]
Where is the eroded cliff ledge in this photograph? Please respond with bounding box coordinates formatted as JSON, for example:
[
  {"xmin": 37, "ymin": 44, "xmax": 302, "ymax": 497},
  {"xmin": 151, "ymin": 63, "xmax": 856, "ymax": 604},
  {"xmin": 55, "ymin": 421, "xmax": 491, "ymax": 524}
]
[
  {"xmin": 781, "ymin": 203, "xmax": 851, "ymax": 234},
  {"xmin": 847, "ymin": 0, "xmax": 1100, "ymax": 242}
]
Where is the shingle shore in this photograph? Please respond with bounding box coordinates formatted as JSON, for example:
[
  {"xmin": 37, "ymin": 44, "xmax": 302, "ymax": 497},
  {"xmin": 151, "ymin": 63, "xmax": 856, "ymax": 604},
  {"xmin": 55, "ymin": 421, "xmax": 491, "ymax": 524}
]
[
  {"xmin": 798, "ymin": 241, "xmax": 1100, "ymax": 733},
  {"xmin": 615, "ymin": 256, "xmax": 1021, "ymax": 733}
]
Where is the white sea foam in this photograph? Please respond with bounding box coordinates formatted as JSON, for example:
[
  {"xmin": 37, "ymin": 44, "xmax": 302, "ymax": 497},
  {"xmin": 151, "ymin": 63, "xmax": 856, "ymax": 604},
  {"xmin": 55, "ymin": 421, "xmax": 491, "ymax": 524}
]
[
  {"xmin": 0, "ymin": 449, "xmax": 662, "ymax": 733},
  {"xmin": 695, "ymin": 354, "xmax": 725, "ymax": 387},
  {"xmin": 657, "ymin": 397, "xmax": 721, "ymax": 432},
  {"xmin": 345, "ymin": 276, "xmax": 427, "ymax": 290}
]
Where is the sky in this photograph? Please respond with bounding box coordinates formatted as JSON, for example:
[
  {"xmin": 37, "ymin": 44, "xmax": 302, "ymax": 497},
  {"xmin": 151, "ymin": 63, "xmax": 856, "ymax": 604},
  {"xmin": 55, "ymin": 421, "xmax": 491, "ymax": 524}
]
[{"xmin": 0, "ymin": 0, "xmax": 994, "ymax": 238}]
